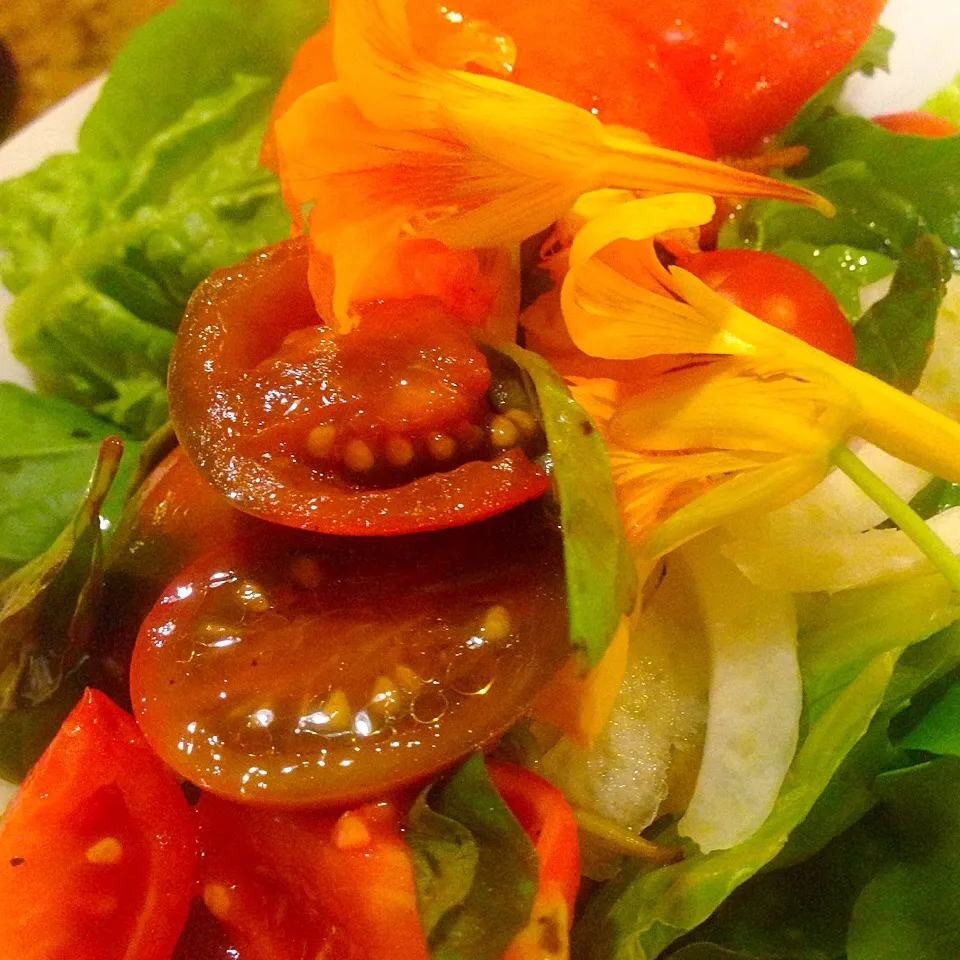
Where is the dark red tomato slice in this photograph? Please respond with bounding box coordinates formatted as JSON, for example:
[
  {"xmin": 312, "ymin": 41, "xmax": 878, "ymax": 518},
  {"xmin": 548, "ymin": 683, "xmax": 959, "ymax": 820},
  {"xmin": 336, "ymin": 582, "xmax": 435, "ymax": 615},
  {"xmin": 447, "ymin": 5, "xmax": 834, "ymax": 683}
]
[
  {"xmin": 168, "ymin": 239, "xmax": 550, "ymax": 536},
  {"xmin": 679, "ymin": 248, "xmax": 856, "ymax": 364},
  {"xmin": 194, "ymin": 793, "xmax": 428, "ymax": 960},
  {"xmin": 873, "ymin": 110, "xmax": 960, "ymax": 138},
  {"xmin": 609, "ymin": 0, "xmax": 886, "ymax": 155},
  {"xmin": 92, "ymin": 446, "xmax": 254, "ymax": 701},
  {"xmin": 418, "ymin": 0, "xmax": 714, "ymax": 157},
  {"xmin": 0, "ymin": 689, "xmax": 196, "ymax": 960},
  {"xmin": 491, "ymin": 763, "xmax": 580, "ymax": 960},
  {"xmin": 130, "ymin": 505, "xmax": 568, "ymax": 806}
]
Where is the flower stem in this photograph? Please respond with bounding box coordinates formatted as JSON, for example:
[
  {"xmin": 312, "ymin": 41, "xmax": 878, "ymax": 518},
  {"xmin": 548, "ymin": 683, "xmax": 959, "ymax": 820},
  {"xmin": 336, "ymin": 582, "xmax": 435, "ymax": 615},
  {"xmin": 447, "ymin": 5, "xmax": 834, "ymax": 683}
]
[{"xmin": 832, "ymin": 444, "xmax": 960, "ymax": 593}]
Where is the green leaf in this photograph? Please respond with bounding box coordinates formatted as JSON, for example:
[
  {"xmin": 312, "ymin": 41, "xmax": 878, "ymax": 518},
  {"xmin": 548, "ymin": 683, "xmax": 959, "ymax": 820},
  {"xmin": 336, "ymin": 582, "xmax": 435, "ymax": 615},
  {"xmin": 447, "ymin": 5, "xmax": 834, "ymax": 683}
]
[
  {"xmin": 0, "ymin": 436, "xmax": 124, "ymax": 718},
  {"xmin": 854, "ymin": 233, "xmax": 952, "ymax": 393},
  {"xmin": 909, "ymin": 477, "xmax": 960, "ymax": 519},
  {"xmin": 782, "ymin": 24, "xmax": 893, "ymax": 142},
  {"xmin": 898, "ymin": 678, "xmax": 960, "ymax": 756},
  {"xmin": 484, "ymin": 342, "xmax": 637, "ymax": 667},
  {"xmin": 847, "ymin": 758, "xmax": 960, "ymax": 960},
  {"xmin": 405, "ymin": 754, "xmax": 539, "ymax": 960},
  {"xmin": 922, "ymin": 72, "xmax": 960, "ymax": 128},
  {"xmin": 0, "ymin": 384, "xmax": 142, "ymax": 573}
]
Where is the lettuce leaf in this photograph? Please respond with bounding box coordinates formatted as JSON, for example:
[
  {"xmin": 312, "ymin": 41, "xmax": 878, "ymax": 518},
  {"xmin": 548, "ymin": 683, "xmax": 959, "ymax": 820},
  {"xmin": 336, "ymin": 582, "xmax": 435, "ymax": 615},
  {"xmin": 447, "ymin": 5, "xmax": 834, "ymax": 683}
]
[
  {"xmin": 0, "ymin": 0, "xmax": 326, "ymax": 437},
  {"xmin": 923, "ymin": 72, "xmax": 960, "ymax": 127}
]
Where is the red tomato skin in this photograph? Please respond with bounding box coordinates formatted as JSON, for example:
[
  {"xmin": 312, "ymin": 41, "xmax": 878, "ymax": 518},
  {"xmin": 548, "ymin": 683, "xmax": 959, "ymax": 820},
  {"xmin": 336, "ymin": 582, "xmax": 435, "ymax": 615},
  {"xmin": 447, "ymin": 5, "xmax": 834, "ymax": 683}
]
[
  {"xmin": 169, "ymin": 239, "xmax": 550, "ymax": 537},
  {"xmin": 873, "ymin": 110, "xmax": 960, "ymax": 138},
  {"xmin": 194, "ymin": 794, "xmax": 428, "ymax": 960},
  {"xmin": 0, "ymin": 689, "xmax": 196, "ymax": 960},
  {"xmin": 679, "ymin": 248, "xmax": 856, "ymax": 364},
  {"xmin": 610, "ymin": 0, "xmax": 886, "ymax": 155}
]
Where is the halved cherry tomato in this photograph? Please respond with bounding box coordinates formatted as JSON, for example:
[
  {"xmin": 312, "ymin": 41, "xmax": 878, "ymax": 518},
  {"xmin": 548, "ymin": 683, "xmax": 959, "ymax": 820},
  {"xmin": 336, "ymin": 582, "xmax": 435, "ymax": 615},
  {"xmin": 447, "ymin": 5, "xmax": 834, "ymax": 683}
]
[
  {"xmin": 131, "ymin": 505, "xmax": 568, "ymax": 806},
  {"xmin": 168, "ymin": 239, "xmax": 550, "ymax": 536},
  {"xmin": 610, "ymin": 0, "xmax": 887, "ymax": 155},
  {"xmin": 678, "ymin": 248, "xmax": 856, "ymax": 364},
  {"xmin": 0, "ymin": 689, "xmax": 196, "ymax": 960},
  {"xmin": 194, "ymin": 793, "xmax": 428, "ymax": 960},
  {"xmin": 872, "ymin": 110, "xmax": 960, "ymax": 138},
  {"xmin": 490, "ymin": 762, "xmax": 580, "ymax": 960}
]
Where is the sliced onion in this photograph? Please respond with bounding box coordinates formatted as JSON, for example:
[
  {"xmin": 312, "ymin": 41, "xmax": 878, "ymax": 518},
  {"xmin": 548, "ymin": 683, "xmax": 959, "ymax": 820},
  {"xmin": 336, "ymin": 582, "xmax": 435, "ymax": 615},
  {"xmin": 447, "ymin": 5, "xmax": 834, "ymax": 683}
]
[{"xmin": 677, "ymin": 536, "xmax": 801, "ymax": 853}]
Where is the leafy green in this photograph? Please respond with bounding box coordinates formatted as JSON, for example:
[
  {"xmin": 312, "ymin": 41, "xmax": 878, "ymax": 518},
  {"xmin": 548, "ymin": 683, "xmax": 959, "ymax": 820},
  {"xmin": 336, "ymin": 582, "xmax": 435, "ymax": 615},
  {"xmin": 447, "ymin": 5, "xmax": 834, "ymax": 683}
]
[
  {"xmin": 485, "ymin": 342, "xmax": 637, "ymax": 667},
  {"xmin": 405, "ymin": 754, "xmax": 539, "ymax": 959},
  {"xmin": 782, "ymin": 25, "xmax": 894, "ymax": 142},
  {"xmin": 909, "ymin": 476, "xmax": 960, "ymax": 519},
  {"xmin": 0, "ymin": 383, "xmax": 141, "ymax": 575},
  {"xmin": 0, "ymin": 437, "xmax": 123, "ymax": 717},
  {"xmin": 923, "ymin": 72, "xmax": 960, "ymax": 127},
  {"xmin": 854, "ymin": 233, "xmax": 952, "ymax": 392},
  {"xmin": 898, "ymin": 677, "xmax": 960, "ymax": 756},
  {"xmin": 0, "ymin": 0, "xmax": 327, "ymax": 436}
]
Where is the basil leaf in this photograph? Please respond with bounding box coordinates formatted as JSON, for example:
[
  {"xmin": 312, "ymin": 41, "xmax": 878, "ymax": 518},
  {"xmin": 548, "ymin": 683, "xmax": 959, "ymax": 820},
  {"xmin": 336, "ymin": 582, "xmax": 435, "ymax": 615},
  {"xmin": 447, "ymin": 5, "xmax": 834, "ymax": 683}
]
[
  {"xmin": 485, "ymin": 342, "xmax": 637, "ymax": 668},
  {"xmin": 406, "ymin": 754, "xmax": 539, "ymax": 960},
  {"xmin": 854, "ymin": 233, "xmax": 952, "ymax": 393},
  {"xmin": 898, "ymin": 679, "xmax": 960, "ymax": 756},
  {"xmin": 0, "ymin": 384, "xmax": 141, "ymax": 575},
  {"xmin": 0, "ymin": 436, "xmax": 124, "ymax": 718}
]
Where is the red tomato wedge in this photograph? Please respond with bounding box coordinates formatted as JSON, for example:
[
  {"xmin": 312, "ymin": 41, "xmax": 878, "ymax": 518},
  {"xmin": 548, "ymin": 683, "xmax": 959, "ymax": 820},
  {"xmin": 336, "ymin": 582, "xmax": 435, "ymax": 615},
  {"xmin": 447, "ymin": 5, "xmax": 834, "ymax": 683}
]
[
  {"xmin": 610, "ymin": 0, "xmax": 887, "ymax": 155},
  {"xmin": 194, "ymin": 793, "xmax": 428, "ymax": 960},
  {"xmin": 873, "ymin": 110, "xmax": 960, "ymax": 138},
  {"xmin": 168, "ymin": 239, "xmax": 550, "ymax": 536},
  {"xmin": 679, "ymin": 248, "xmax": 856, "ymax": 364},
  {"xmin": 130, "ymin": 507, "xmax": 569, "ymax": 806},
  {"xmin": 0, "ymin": 689, "xmax": 196, "ymax": 960},
  {"xmin": 491, "ymin": 763, "xmax": 580, "ymax": 960}
]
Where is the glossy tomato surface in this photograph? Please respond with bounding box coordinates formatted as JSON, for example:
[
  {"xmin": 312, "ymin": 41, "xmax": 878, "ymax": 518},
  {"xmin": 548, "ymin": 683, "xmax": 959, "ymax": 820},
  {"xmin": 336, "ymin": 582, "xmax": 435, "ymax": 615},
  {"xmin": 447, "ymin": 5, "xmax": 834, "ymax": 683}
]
[
  {"xmin": 0, "ymin": 690, "xmax": 196, "ymax": 960},
  {"xmin": 610, "ymin": 0, "xmax": 886, "ymax": 155},
  {"xmin": 195, "ymin": 794, "xmax": 427, "ymax": 960},
  {"xmin": 679, "ymin": 248, "xmax": 856, "ymax": 364},
  {"xmin": 131, "ymin": 505, "xmax": 568, "ymax": 806},
  {"xmin": 168, "ymin": 239, "xmax": 549, "ymax": 536}
]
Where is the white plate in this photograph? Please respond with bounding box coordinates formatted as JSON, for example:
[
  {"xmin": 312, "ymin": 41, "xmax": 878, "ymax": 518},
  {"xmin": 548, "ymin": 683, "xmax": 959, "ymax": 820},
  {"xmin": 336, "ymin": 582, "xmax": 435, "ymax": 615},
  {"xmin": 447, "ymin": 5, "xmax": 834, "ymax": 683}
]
[{"xmin": 0, "ymin": 0, "xmax": 958, "ymax": 384}]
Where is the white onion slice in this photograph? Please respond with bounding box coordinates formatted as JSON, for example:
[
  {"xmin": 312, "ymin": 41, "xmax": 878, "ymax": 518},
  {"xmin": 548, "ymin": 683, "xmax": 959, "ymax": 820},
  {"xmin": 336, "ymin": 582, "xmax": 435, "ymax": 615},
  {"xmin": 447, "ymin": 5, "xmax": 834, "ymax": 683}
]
[{"xmin": 677, "ymin": 537, "xmax": 801, "ymax": 853}]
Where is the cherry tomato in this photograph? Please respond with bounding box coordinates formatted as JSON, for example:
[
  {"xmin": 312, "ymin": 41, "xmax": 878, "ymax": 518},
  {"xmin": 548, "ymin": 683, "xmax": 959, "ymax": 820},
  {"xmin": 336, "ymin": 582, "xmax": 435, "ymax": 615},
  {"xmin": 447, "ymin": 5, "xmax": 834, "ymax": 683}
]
[
  {"xmin": 0, "ymin": 689, "xmax": 196, "ymax": 960},
  {"xmin": 609, "ymin": 0, "xmax": 886, "ymax": 155},
  {"xmin": 194, "ymin": 793, "xmax": 428, "ymax": 960},
  {"xmin": 490, "ymin": 762, "xmax": 580, "ymax": 960},
  {"xmin": 417, "ymin": 0, "xmax": 714, "ymax": 157},
  {"xmin": 872, "ymin": 110, "xmax": 960, "ymax": 138},
  {"xmin": 679, "ymin": 248, "xmax": 856, "ymax": 364},
  {"xmin": 131, "ymin": 505, "xmax": 569, "ymax": 806},
  {"xmin": 168, "ymin": 239, "xmax": 550, "ymax": 536}
]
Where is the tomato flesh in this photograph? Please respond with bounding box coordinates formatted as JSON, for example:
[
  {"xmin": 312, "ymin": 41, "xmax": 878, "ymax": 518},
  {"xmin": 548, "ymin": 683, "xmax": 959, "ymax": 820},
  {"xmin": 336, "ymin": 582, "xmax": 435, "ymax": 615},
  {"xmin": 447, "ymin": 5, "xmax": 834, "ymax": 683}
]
[
  {"xmin": 0, "ymin": 689, "xmax": 196, "ymax": 960},
  {"xmin": 194, "ymin": 794, "xmax": 428, "ymax": 960},
  {"xmin": 679, "ymin": 248, "xmax": 856, "ymax": 364},
  {"xmin": 131, "ymin": 505, "xmax": 568, "ymax": 806},
  {"xmin": 168, "ymin": 239, "xmax": 549, "ymax": 536},
  {"xmin": 873, "ymin": 110, "xmax": 960, "ymax": 138}
]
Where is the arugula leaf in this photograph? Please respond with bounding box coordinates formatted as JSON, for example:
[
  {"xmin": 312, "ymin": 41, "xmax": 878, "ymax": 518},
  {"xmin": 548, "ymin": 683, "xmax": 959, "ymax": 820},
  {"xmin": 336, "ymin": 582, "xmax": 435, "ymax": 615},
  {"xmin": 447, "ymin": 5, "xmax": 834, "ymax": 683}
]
[
  {"xmin": 405, "ymin": 754, "xmax": 539, "ymax": 959},
  {"xmin": 0, "ymin": 0, "xmax": 327, "ymax": 436},
  {"xmin": 854, "ymin": 233, "xmax": 952, "ymax": 392},
  {"xmin": 0, "ymin": 383, "xmax": 141, "ymax": 575},
  {"xmin": 0, "ymin": 436, "xmax": 123, "ymax": 718},
  {"xmin": 485, "ymin": 342, "xmax": 637, "ymax": 668}
]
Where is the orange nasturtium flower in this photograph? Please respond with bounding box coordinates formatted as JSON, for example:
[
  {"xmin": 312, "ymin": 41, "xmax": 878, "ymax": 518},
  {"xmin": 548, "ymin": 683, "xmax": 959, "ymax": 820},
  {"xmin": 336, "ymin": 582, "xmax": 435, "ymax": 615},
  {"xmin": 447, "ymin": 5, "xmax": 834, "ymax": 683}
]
[
  {"xmin": 272, "ymin": 0, "xmax": 830, "ymax": 328},
  {"xmin": 558, "ymin": 193, "xmax": 960, "ymax": 561}
]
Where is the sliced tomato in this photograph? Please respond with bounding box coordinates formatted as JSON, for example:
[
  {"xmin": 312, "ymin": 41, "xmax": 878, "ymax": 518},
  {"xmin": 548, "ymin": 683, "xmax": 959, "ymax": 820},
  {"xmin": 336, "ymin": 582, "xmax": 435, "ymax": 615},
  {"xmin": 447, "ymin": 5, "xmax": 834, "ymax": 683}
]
[
  {"xmin": 490, "ymin": 762, "xmax": 580, "ymax": 960},
  {"xmin": 168, "ymin": 239, "xmax": 549, "ymax": 537},
  {"xmin": 610, "ymin": 0, "xmax": 887, "ymax": 155},
  {"xmin": 678, "ymin": 248, "xmax": 856, "ymax": 364},
  {"xmin": 0, "ymin": 689, "xmax": 196, "ymax": 960},
  {"xmin": 194, "ymin": 793, "xmax": 428, "ymax": 960},
  {"xmin": 872, "ymin": 110, "xmax": 960, "ymax": 138},
  {"xmin": 130, "ymin": 505, "xmax": 569, "ymax": 806}
]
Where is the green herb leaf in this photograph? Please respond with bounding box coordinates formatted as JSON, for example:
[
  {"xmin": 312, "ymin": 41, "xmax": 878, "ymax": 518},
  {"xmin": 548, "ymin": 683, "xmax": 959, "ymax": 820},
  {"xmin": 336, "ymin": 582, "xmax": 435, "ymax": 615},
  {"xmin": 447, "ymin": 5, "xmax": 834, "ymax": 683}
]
[
  {"xmin": 922, "ymin": 72, "xmax": 960, "ymax": 127},
  {"xmin": 854, "ymin": 233, "xmax": 952, "ymax": 393},
  {"xmin": 898, "ymin": 678, "xmax": 960, "ymax": 756},
  {"xmin": 405, "ymin": 754, "xmax": 539, "ymax": 960},
  {"xmin": 0, "ymin": 384, "xmax": 141, "ymax": 575},
  {"xmin": 485, "ymin": 342, "xmax": 637, "ymax": 668},
  {"xmin": 0, "ymin": 436, "xmax": 124, "ymax": 719}
]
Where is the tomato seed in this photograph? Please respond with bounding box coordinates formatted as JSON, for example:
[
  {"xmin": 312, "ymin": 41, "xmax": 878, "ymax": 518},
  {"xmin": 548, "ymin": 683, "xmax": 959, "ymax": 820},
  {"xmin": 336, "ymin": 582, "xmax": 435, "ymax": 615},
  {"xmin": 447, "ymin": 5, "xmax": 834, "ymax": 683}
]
[
  {"xmin": 384, "ymin": 434, "xmax": 415, "ymax": 467},
  {"xmin": 84, "ymin": 837, "xmax": 123, "ymax": 865},
  {"xmin": 306, "ymin": 424, "xmax": 337, "ymax": 459},
  {"xmin": 342, "ymin": 438, "xmax": 376, "ymax": 473},
  {"xmin": 489, "ymin": 414, "xmax": 519, "ymax": 449}
]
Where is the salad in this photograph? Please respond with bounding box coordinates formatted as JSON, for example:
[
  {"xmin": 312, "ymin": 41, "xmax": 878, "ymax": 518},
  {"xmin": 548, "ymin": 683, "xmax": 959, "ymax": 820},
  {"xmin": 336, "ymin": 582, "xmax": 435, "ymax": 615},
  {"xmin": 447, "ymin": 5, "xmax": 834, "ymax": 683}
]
[{"xmin": 1, "ymin": 0, "xmax": 960, "ymax": 957}]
